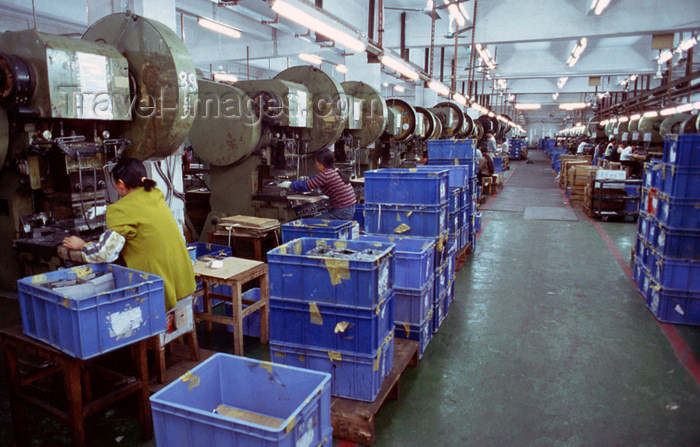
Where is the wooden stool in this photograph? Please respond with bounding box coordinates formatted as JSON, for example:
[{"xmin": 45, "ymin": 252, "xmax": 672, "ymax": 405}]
[
  {"xmin": 193, "ymin": 257, "xmax": 269, "ymax": 356},
  {"xmin": 148, "ymin": 295, "xmax": 200, "ymax": 384},
  {"xmin": 0, "ymin": 325, "xmax": 153, "ymax": 447},
  {"xmin": 481, "ymin": 176, "xmax": 494, "ymax": 195}
]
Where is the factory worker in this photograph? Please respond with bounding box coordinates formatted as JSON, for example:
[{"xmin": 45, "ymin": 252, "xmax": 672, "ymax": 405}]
[
  {"xmin": 604, "ymin": 138, "xmax": 617, "ymax": 159},
  {"xmin": 62, "ymin": 158, "xmax": 195, "ymax": 311},
  {"xmin": 485, "ymin": 130, "xmax": 497, "ymax": 153},
  {"xmin": 279, "ymin": 148, "xmax": 356, "ymax": 221}
]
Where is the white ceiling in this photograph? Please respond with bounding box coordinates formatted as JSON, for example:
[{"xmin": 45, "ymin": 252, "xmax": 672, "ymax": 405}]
[{"xmin": 1, "ymin": 0, "xmax": 699, "ymax": 129}]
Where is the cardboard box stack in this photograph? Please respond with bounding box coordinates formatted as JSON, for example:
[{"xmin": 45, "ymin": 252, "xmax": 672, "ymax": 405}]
[{"xmin": 569, "ymin": 166, "xmax": 599, "ymax": 206}]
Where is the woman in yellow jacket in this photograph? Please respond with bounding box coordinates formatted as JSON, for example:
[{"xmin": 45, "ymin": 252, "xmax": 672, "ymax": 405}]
[{"xmin": 62, "ymin": 158, "xmax": 195, "ymax": 311}]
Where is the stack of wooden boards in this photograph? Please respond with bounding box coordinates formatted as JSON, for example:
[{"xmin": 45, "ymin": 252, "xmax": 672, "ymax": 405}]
[{"xmin": 213, "ymin": 215, "xmax": 281, "ymax": 238}]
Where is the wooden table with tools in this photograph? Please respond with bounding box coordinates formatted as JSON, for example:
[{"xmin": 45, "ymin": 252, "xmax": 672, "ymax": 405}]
[
  {"xmin": 193, "ymin": 257, "xmax": 270, "ymax": 356},
  {"xmin": 0, "ymin": 325, "xmax": 153, "ymax": 447}
]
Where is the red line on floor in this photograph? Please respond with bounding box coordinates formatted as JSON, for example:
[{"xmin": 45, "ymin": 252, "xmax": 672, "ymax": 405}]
[{"xmin": 588, "ymin": 211, "xmax": 700, "ymax": 388}]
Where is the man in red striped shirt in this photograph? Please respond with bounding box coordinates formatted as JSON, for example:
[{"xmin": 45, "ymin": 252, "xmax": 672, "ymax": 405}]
[{"xmin": 282, "ymin": 148, "xmax": 356, "ymax": 220}]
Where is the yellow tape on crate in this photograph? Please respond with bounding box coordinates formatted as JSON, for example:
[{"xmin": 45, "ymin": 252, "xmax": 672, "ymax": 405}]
[{"xmin": 324, "ymin": 258, "xmax": 350, "ymax": 286}]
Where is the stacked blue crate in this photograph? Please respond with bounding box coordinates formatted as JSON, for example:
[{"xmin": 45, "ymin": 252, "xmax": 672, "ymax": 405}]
[
  {"xmin": 281, "ymin": 219, "xmax": 353, "ymax": 243},
  {"xmin": 187, "ymin": 242, "xmax": 232, "ymax": 312},
  {"xmin": 363, "ymin": 166, "xmax": 458, "ymax": 342},
  {"xmin": 360, "ymin": 235, "xmax": 436, "ymax": 359},
  {"xmin": 267, "ymin": 238, "xmax": 396, "ymax": 402},
  {"xmin": 633, "ymin": 134, "xmax": 700, "ymax": 325},
  {"xmin": 509, "ymin": 139, "xmax": 523, "ymax": 159}
]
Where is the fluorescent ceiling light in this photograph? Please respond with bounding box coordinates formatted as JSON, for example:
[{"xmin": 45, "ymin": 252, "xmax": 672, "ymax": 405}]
[
  {"xmin": 394, "ymin": 85, "xmax": 405, "ymax": 93},
  {"xmin": 557, "ymin": 77, "xmax": 568, "ymax": 88},
  {"xmin": 676, "ymin": 36, "xmax": 698, "ymax": 53},
  {"xmin": 643, "ymin": 111, "xmax": 658, "ymax": 118},
  {"xmin": 487, "ymin": 112, "xmax": 495, "ymax": 117},
  {"xmin": 444, "ymin": 1, "xmax": 467, "ymax": 27},
  {"xmin": 335, "ymin": 64, "xmax": 347, "ymax": 74},
  {"xmin": 271, "ymin": 0, "xmax": 366, "ymax": 53},
  {"xmin": 600, "ymin": 119, "xmax": 609, "ymax": 125},
  {"xmin": 630, "ymin": 113, "xmax": 641, "ymax": 120},
  {"xmin": 380, "ymin": 54, "xmax": 420, "ymax": 80},
  {"xmin": 428, "ymin": 80, "xmax": 450, "ymax": 96},
  {"xmin": 514, "ymin": 103, "xmax": 541, "ymax": 110},
  {"xmin": 609, "ymin": 117, "xmax": 618, "ymax": 123},
  {"xmin": 213, "ymin": 73, "xmax": 238, "ymax": 83},
  {"xmin": 658, "ymin": 50, "xmax": 673, "ymax": 64},
  {"xmin": 592, "ymin": 0, "xmax": 611, "ymax": 15},
  {"xmin": 618, "ymin": 116, "xmax": 629, "ymax": 122},
  {"xmin": 299, "ymin": 53, "xmax": 323, "ymax": 65},
  {"xmin": 559, "ymin": 102, "xmax": 588, "ymax": 110},
  {"xmin": 198, "ymin": 17, "xmax": 242, "ymax": 39},
  {"xmin": 552, "ymin": 92, "xmax": 559, "ymax": 100},
  {"xmin": 452, "ymin": 92, "xmax": 467, "ymax": 105},
  {"xmin": 660, "ymin": 106, "xmax": 677, "ymax": 116},
  {"xmin": 676, "ymin": 103, "xmax": 693, "ymax": 113},
  {"xmin": 382, "ymin": 82, "xmax": 389, "ymax": 87}
]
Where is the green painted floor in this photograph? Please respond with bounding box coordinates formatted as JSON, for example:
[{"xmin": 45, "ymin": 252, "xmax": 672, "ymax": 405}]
[{"xmin": 2, "ymin": 149, "xmax": 700, "ymax": 446}]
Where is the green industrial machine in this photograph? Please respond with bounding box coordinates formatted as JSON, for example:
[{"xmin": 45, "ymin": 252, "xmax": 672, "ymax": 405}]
[
  {"xmin": 415, "ymin": 107, "xmax": 443, "ymax": 141},
  {"xmin": 638, "ymin": 115, "xmax": 665, "ymax": 145},
  {"xmin": 189, "ymin": 65, "xmax": 356, "ymax": 226},
  {"xmin": 371, "ymin": 98, "xmax": 422, "ymax": 168},
  {"xmin": 628, "ymin": 116, "xmax": 640, "ymax": 142},
  {"xmin": 0, "ymin": 12, "xmax": 197, "ymax": 290},
  {"xmin": 660, "ymin": 113, "xmax": 692, "ymax": 136}
]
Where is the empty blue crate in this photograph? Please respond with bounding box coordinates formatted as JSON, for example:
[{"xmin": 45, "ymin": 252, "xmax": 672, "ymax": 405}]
[
  {"xmin": 267, "ymin": 238, "xmax": 394, "ymax": 308},
  {"xmin": 281, "ymin": 219, "xmax": 353, "ymax": 243},
  {"xmin": 150, "ymin": 353, "xmax": 332, "ymax": 447},
  {"xmin": 363, "ymin": 203, "xmax": 447, "ymax": 237},
  {"xmin": 493, "ymin": 157, "xmax": 504, "ymax": 173},
  {"xmin": 415, "ymin": 165, "xmax": 469, "ymax": 188},
  {"xmin": 447, "ymin": 188, "xmax": 460, "ymax": 213},
  {"xmin": 664, "ymin": 134, "xmax": 700, "ymax": 166},
  {"xmin": 17, "ymin": 264, "xmax": 165, "ymax": 359},
  {"xmin": 448, "ymin": 210, "xmax": 459, "ymax": 234},
  {"xmin": 269, "ymin": 294, "xmax": 394, "ymax": 355},
  {"xmin": 394, "ymin": 312, "xmax": 433, "ymax": 360},
  {"xmin": 432, "ymin": 289, "xmax": 449, "ymax": 333},
  {"xmin": 225, "ymin": 288, "xmax": 262, "ymax": 337},
  {"xmin": 660, "ymin": 167, "xmax": 700, "ymax": 199},
  {"xmin": 657, "ymin": 194, "xmax": 700, "ymax": 227},
  {"xmin": 364, "ymin": 168, "xmax": 449, "ymax": 205},
  {"xmin": 651, "ymin": 256, "xmax": 700, "ymax": 291},
  {"xmin": 353, "ymin": 203, "xmax": 365, "ymax": 230},
  {"xmin": 359, "ymin": 235, "xmax": 435, "ymax": 290},
  {"xmin": 647, "ymin": 278, "xmax": 700, "ymax": 326},
  {"xmin": 428, "ymin": 139, "xmax": 475, "ymax": 159},
  {"xmin": 475, "ymin": 211, "xmax": 482, "ymax": 233},
  {"xmin": 271, "ymin": 332, "xmax": 394, "ymax": 402}
]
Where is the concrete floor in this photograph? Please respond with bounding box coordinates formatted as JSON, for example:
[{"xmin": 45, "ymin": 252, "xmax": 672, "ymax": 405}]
[{"xmin": 2, "ymin": 149, "xmax": 700, "ymax": 446}]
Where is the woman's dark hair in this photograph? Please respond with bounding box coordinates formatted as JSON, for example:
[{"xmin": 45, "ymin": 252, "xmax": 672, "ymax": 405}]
[
  {"xmin": 111, "ymin": 158, "xmax": 157, "ymax": 191},
  {"xmin": 483, "ymin": 152, "xmax": 495, "ymax": 175},
  {"xmin": 314, "ymin": 148, "xmax": 351, "ymax": 184}
]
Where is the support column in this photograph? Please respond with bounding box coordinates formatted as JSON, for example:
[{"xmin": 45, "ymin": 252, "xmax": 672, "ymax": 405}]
[
  {"xmin": 130, "ymin": 0, "xmax": 176, "ymax": 31},
  {"xmin": 346, "ymin": 53, "xmax": 382, "ymax": 91}
]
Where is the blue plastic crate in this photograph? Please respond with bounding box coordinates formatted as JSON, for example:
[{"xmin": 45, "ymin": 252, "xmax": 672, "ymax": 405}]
[
  {"xmin": 415, "ymin": 165, "xmax": 469, "ymax": 188},
  {"xmin": 633, "ymin": 257, "xmax": 652, "ymax": 299},
  {"xmin": 446, "ymin": 246, "xmax": 456, "ymax": 286},
  {"xmin": 475, "ymin": 211, "xmax": 482, "ymax": 233},
  {"xmin": 447, "ymin": 188, "xmax": 460, "ymax": 213},
  {"xmin": 363, "ymin": 203, "xmax": 447, "ymax": 238},
  {"xmin": 150, "ymin": 353, "xmax": 332, "ymax": 447},
  {"xmin": 359, "ymin": 234, "xmax": 435, "ymax": 290},
  {"xmin": 652, "ymin": 223, "xmax": 700, "ymax": 260},
  {"xmin": 17, "ymin": 264, "xmax": 165, "ymax": 359},
  {"xmin": 432, "ymin": 289, "xmax": 448, "ymax": 333},
  {"xmin": 394, "ymin": 279, "xmax": 434, "ymax": 325},
  {"xmin": 656, "ymin": 194, "xmax": 700, "ymax": 228},
  {"xmin": 448, "ymin": 210, "xmax": 459, "ymax": 234},
  {"xmin": 664, "ymin": 134, "xmax": 700, "ymax": 167},
  {"xmin": 647, "ymin": 278, "xmax": 700, "ymax": 326},
  {"xmin": 225, "ymin": 288, "xmax": 262, "ymax": 337},
  {"xmin": 353, "ymin": 203, "xmax": 364, "ymax": 230},
  {"xmin": 269, "ymin": 294, "xmax": 394, "ymax": 355},
  {"xmin": 281, "ymin": 219, "xmax": 353, "ymax": 243},
  {"xmin": 427, "ymin": 158, "xmax": 476, "ymax": 167},
  {"xmin": 427, "ymin": 139, "xmax": 475, "ymax": 159},
  {"xmin": 270, "ymin": 333, "xmax": 394, "ymax": 402},
  {"xmin": 651, "ymin": 255, "xmax": 700, "ymax": 291},
  {"xmin": 643, "ymin": 161, "xmax": 664, "ymax": 189},
  {"xmin": 460, "ymin": 225, "xmax": 469, "ymax": 250},
  {"xmin": 187, "ymin": 242, "xmax": 232, "ymax": 261},
  {"xmin": 394, "ymin": 312, "xmax": 433, "ymax": 360},
  {"xmin": 434, "ymin": 262, "xmax": 449, "ymax": 302},
  {"xmin": 660, "ymin": 166, "xmax": 700, "ymax": 199},
  {"xmin": 364, "ymin": 168, "xmax": 449, "ymax": 205},
  {"xmin": 267, "ymin": 238, "xmax": 394, "ymax": 308}
]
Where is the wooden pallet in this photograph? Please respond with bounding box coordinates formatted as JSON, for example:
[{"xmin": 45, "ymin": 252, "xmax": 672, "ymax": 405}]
[
  {"xmin": 455, "ymin": 243, "xmax": 471, "ymax": 272},
  {"xmin": 331, "ymin": 338, "xmax": 419, "ymax": 445}
]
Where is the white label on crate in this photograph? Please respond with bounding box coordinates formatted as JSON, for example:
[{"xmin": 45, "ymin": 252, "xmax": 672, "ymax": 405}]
[
  {"xmin": 651, "ymin": 292, "xmax": 659, "ymax": 312},
  {"xmin": 425, "ymin": 292, "xmax": 430, "ymax": 311},
  {"xmin": 378, "ymin": 262, "xmax": 389, "ymax": 297},
  {"xmin": 296, "ymin": 418, "xmax": 316, "ymax": 447},
  {"xmin": 107, "ymin": 307, "xmax": 143, "ymax": 340},
  {"xmin": 440, "ymin": 182, "xmax": 446, "ymax": 200},
  {"xmin": 658, "ymin": 231, "xmax": 665, "ymax": 249},
  {"xmin": 675, "ymin": 304, "xmax": 685, "ymax": 315},
  {"xmin": 670, "ymin": 145, "xmax": 677, "ymax": 163},
  {"xmin": 440, "ymin": 210, "xmax": 446, "ymax": 229}
]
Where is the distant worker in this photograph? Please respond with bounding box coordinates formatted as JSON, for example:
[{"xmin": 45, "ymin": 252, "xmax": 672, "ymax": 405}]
[
  {"xmin": 485, "ymin": 130, "xmax": 497, "ymax": 154},
  {"xmin": 619, "ymin": 142, "xmax": 640, "ymax": 177},
  {"xmin": 280, "ymin": 148, "xmax": 357, "ymax": 220},
  {"xmin": 604, "ymin": 137, "xmax": 617, "ymax": 159},
  {"xmin": 62, "ymin": 158, "xmax": 196, "ymax": 311},
  {"xmin": 477, "ymin": 151, "xmax": 495, "ymax": 181},
  {"xmin": 576, "ymin": 139, "xmax": 587, "ymax": 155}
]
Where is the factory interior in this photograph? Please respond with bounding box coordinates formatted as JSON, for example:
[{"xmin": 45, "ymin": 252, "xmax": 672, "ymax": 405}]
[{"xmin": 1, "ymin": 0, "xmax": 700, "ymax": 446}]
